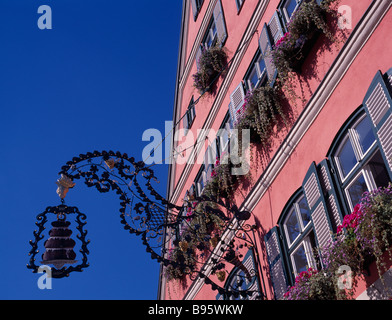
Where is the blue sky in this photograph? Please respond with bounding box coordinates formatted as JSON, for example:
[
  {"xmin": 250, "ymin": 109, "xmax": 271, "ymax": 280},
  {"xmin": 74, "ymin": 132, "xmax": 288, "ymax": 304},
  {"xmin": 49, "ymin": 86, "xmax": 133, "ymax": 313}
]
[{"xmin": 0, "ymin": 1, "xmax": 181, "ymax": 299}]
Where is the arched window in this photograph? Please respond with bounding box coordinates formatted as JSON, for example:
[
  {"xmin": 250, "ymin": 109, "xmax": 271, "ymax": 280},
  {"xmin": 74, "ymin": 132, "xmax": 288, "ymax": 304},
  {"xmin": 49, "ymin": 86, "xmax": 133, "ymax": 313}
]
[
  {"xmin": 217, "ymin": 250, "xmax": 261, "ymax": 300},
  {"xmin": 330, "ymin": 111, "xmax": 391, "ymax": 211},
  {"xmin": 280, "ymin": 192, "xmax": 317, "ymax": 277}
]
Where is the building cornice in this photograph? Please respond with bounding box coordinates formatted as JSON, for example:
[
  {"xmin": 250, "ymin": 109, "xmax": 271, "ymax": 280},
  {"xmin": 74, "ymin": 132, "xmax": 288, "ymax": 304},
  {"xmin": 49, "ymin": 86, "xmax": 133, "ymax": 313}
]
[
  {"xmin": 167, "ymin": 0, "xmax": 216, "ymax": 212},
  {"xmin": 160, "ymin": 0, "xmax": 188, "ymax": 301},
  {"xmin": 178, "ymin": 0, "xmax": 217, "ymax": 91}
]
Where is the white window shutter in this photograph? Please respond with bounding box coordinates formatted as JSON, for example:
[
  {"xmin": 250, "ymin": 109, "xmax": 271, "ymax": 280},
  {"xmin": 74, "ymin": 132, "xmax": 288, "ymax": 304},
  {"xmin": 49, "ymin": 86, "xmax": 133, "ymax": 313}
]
[
  {"xmin": 242, "ymin": 251, "xmax": 260, "ymax": 300},
  {"xmin": 183, "ymin": 110, "xmax": 189, "ymax": 136},
  {"xmin": 213, "ymin": 0, "xmax": 227, "ymax": 46},
  {"xmin": 264, "ymin": 227, "xmax": 288, "ymax": 300},
  {"xmin": 229, "ymin": 82, "xmax": 245, "ymax": 125},
  {"xmin": 363, "ymin": 70, "xmax": 392, "ymax": 174},
  {"xmin": 204, "ymin": 145, "xmax": 215, "ymax": 181},
  {"xmin": 195, "ymin": 46, "xmax": 203, "ymax": 71},
  {"xmin": 269, "ymin": 11, "xmax": 284, "ymax": 44},
  {"xmin": 228, "ymin": 102, "xmax": 236, "ymax": 126},
  {"xmin": 259, "ymin": 24, "xmax": 277, "ymax": 85},
  {"xmin": 318, "ymin": 159, "xmax": 343, "ymax": 230},
  {"xmin": 191, "ymin": 0, "xmax": 198, "ymax": 21},
  {"xmin": 302, "ymin": 162, "xmax": 334, "ymax": 250}
]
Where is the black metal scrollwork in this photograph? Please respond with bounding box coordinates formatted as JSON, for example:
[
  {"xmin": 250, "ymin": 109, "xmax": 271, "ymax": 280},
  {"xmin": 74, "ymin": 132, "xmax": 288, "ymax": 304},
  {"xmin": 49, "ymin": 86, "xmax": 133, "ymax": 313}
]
[{"xmin": 27, "ymin": 150, "xmax": 265, "ymax": 298}]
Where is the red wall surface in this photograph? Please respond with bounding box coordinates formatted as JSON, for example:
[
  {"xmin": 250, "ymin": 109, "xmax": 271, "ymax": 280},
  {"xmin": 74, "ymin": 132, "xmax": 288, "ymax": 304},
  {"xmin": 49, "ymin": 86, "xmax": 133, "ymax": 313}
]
[{"xmin": 166, "ymin": 0, "xmax": 391, "ymax": 300}]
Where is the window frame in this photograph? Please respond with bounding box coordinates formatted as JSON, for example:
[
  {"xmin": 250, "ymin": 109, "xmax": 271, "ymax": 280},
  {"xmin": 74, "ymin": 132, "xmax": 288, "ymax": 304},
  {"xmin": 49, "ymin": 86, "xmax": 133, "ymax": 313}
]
[
  {"xmin": 195, "ymin": 165, "xmax": 207, "ymax": 196},
  {"xmin": 330, "ymin": 111, "xmax": 390, "ymax": 211},
  {"xmin": 289, "ymin": 235, "xmax": 315, "ymax": 276},
  {"xmin": 243, "ymin": 50, "xmax": 267, "ymax": 93},
  {"xmin": 191, "ymin": 0, "xmax": 205, "ymax": 21},
  {"xmin": 344, "ymin": 168, "xmax": 373, "ymax": 210},
  {"xmin": 279, "ymin": 0, "xmax": 301, "ymax": 26},
  {"xmin": 203, "ymin": 19, "xmax": 218, "ymax": 49},
  {"xmin": 327, "ymin": 106, "xmax": 392, "ymax": 214},
  {"xmin": 282, "ymin": 194, "xmax": 312, "ymax": 248},
  {"xmin": 235, "ymin": 0, "xmax": 245, "ymax": 13},
  {"xmin": 217, "ymin": 112, "xmax": 233, "ymax": 157},
  {"xmin": 278, "ymin": 190, "xmax": 317, "ymax": 280},
  {"xmin": 334, "ymin": 114, "xmax": 377, "ymax": 183}
]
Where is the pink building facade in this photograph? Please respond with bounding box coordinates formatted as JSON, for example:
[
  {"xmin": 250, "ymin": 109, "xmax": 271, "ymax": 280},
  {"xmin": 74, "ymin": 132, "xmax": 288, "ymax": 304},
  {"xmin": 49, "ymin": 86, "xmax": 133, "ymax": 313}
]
[{"xmin": 159, "ymin": 0, "xmax": 392, "ymax": 300}]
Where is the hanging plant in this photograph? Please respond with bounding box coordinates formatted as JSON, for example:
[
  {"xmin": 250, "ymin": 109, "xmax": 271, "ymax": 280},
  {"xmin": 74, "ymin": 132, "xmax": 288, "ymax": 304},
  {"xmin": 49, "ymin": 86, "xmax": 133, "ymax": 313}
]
[
  {"xmin": 286, "ymin": 184, "xmax": 392, "ymax": 300},
  {"xmin": 355, "ymin": 185, "xmax": 392, "ymax": 280},
  {"xmin": 184, "ymin": 201, "xmax": 226, "ymax": 245},
  {"xmin": 203, "ymin": 153, "xmax": 239, "ymax": 200},
  {"xmin": 164, "ymin": 246, "xmax": 196, "ymax": 282},
  {"xmin": 323, "ymin": 185, "xmax": 392, "ymax": 285},
  {"xmin": 283, "ymin": 268, "xmax": 341, "ymax": 300},
  {"xmin": 271, "ymin": 0, "xmax": 337, "ymax": 86},
  {"xmin": 192, "ymin": 44, "xmax": 228, "ymax": 94},
  {"xmin": 165, "ymin": 201, "xmax": 226, "ymax": 283},
  {"xmin": 236, "ymin": 86, "xmax": 286, "ymax": 144}
]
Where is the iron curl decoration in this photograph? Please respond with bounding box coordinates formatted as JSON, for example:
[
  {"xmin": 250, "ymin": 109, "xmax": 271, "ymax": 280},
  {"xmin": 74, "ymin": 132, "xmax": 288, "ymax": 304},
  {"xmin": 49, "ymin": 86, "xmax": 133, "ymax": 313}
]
[{"xmin": 27, "ymin": 150, "xmax": 265, "ymax": 299}]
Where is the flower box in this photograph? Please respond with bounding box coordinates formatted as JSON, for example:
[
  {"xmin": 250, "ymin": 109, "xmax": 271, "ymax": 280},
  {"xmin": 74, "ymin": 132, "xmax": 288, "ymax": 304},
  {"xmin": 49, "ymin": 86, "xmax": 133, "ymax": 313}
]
[
  {"xmin": 284, "ymin": 29, "xmax": 321, "ymax": 74},
  {"xmin": 285, "ymin": 184, "xmax": 392, "ymax": 300},
  {"xmin": 235, "ymin": 86, "xmax": 286, "ymax": 146},
  {"xmin": 192, "ymin": 44, "xmax": 227, "ymax": 94},
  {"xmin": 272, "ymin": 1, "xmax": 332, "ymax": 79}
]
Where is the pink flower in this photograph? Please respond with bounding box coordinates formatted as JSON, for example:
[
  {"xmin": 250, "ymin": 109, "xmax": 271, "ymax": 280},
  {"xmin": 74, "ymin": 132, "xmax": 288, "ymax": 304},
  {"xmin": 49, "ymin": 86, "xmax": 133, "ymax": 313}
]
[
  {"xmin": 336, "ymin": 204, "xmax": 363, "ymax": 233},
  {"xmin": 276, "ymin": 32, "xmax": 290, "ymax": 47}
]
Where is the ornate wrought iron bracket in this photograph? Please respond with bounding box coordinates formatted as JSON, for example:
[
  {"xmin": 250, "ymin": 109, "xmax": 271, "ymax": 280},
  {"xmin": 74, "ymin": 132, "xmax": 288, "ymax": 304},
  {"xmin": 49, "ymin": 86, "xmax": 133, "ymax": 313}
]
[{"xmin": 27, "ymin": 150, "xmax": 265, "ymax": 299}]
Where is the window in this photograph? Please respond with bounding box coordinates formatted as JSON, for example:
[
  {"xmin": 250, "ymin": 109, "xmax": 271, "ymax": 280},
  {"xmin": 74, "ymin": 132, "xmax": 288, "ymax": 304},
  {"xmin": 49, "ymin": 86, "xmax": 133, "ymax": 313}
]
[
  {"xmin": 183, "ymin": 97, "xmax": 196, "ymax": 135},
  {"xmin": 244, "ymin": 50, "xmax": 267, "ymax": 92},
  {"xmin": 258, "ymin": 12, "xmax": 284, "ymax": 86},
  {"xmin": 281, "ymin": 193, "xmax": 317, "ymax": 277},
  {"xmin": 195, "ymin": 0, "xmax": 227, "ymax": 72},
  {"xmin": 280, "ymin": 0, "xmax": 301, "ymax": 24},
  {"xmin": 177, "ymin": 192, "xmax": 190, "ymax": 235},
  {"xmin": 290, "ymin": 236, "xmax": 316, "ymax": 275},
  {"xmin": 217, "ymin": 113, "xmax": 233, "ymax": 156},
  {"xmin": 265, "ymin": 70, "xmax": 392, "ymax": 296},
  {"xmin": 283, "ymin": 196, "xmax": 310, "ymax": 245},
  {"xmin": 204, "ymin": 20, "xmax": 218, "ymax": 49},
  {"xmin": 193, "ymin": 113, "xmax": 233, "ymax": 198},
  {"xmin": 191, "ymin": 0, "xmax": 204, "ymax": 21},
  {"xmin": 218, "ymin": 250, "xmax": 261, "ymax": 300},
  {"xmin": 187, "ymin": 97, "xmax": 196, "ymax": 127},
  {"xmin": 235, "ymin": 0, "xmax": 245, "ymax": 12},
  {"xmin": 333, "ymin": 114, "xmax": 390, "ymax": 210},
  {"xmin": 195, "ymin": 167, "xmax": 207, "ymax": 196},
  {"xmin": 200, "ymin": 0, "xmax": 226, "ymax": 49}
]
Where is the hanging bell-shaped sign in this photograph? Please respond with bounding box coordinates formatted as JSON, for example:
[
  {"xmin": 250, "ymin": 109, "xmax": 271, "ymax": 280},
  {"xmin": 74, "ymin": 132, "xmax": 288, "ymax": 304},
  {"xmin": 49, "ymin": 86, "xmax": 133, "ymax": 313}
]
[
  {"xmin": 41, "ymin": 215, "xmax": 77, "ymax": 269},
  {"xmin": 28, "ymin": 204, "xmax": 89, "ymax": 278}
]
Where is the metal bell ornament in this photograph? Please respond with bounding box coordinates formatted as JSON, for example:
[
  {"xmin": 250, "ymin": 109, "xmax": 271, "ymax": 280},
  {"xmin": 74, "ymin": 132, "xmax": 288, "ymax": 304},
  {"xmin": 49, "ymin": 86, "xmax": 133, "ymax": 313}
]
[
  {"xmin": 41, "ymin": 214, "xmax": 77, "ymax": 269},
  {"xmin": 27, "ymin": 204, "xmax": 90, "ymax": 278}
]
